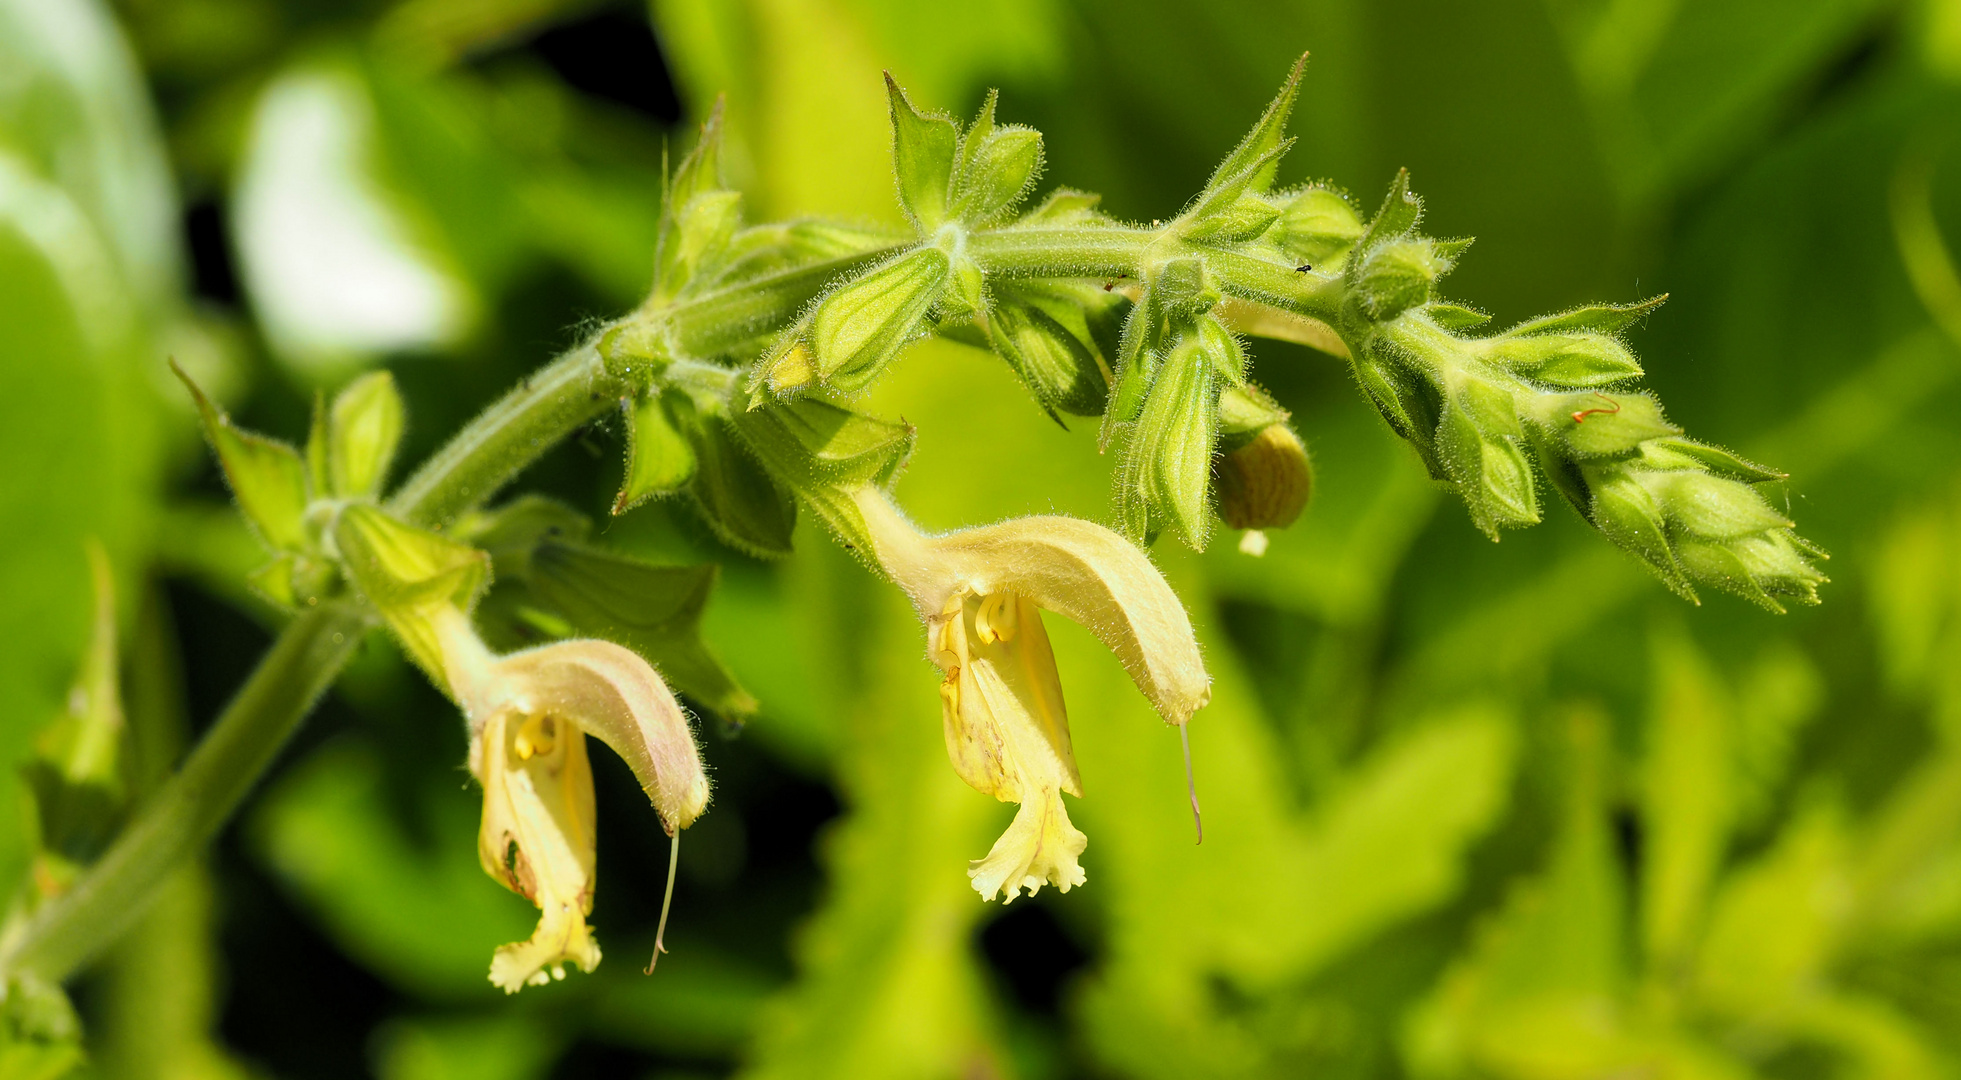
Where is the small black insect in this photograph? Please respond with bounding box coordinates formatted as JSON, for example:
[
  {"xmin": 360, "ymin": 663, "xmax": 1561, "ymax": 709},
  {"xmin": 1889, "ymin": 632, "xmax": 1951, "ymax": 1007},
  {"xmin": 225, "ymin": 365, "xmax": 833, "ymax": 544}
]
[{"xmin": 1296, "ymin": 263, "xmax": 1313, "ymax": 272}]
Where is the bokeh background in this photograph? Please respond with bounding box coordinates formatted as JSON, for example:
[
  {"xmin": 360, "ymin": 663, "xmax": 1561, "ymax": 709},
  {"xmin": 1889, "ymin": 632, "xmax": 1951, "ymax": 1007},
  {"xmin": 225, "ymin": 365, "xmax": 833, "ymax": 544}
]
[{"xmin": 7, "ymin": 0, "xmax": 1961, "ymax": 1076}]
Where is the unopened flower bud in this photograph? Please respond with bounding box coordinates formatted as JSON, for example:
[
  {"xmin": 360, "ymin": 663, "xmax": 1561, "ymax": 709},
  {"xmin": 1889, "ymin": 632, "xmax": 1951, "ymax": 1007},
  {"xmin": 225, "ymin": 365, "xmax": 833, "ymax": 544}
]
[
  {"xmin": 1154, "ymin": 257, "xmax": 1220, "ymax": 320},
  {"xmin": 1269, "ymin": 187, "xmax": 1364, "ymax": 267},
  {"xmin": 808, "ymin": 246, "xmax": 950, "ymax": 391},
  {"xmin": 1214, "ymin": 422, "xmax": 1312, "ymax": 530},
  {"xmin": 1480, "ymin": 332, "xmax": 1643, "ymax": 388},
  {"xmin": 1355, "ymin": 237, "xmax": 1450, "ymax": 322}
]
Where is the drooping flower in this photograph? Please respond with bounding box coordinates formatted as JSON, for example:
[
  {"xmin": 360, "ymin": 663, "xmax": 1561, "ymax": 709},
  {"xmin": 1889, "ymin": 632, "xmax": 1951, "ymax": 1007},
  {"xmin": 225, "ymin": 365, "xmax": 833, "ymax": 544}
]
[
  {"xmin": 432, "ymin": 606, "xmax": 710, "ymax": 992},
  {"xmin": 849, "ymin": 486, "xmax": 1211, "ymax": 902}
]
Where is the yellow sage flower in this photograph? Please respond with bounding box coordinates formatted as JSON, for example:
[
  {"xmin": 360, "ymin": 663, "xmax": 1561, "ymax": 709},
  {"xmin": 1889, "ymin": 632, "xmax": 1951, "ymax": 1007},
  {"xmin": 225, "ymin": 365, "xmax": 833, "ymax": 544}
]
[
  {"xmin": 434, "ymin": 606, "xmax": 710, "ymax": 992},
  {"xmin": 850, "ymin": 486, "xmax": 1210, "ymax": 902}
]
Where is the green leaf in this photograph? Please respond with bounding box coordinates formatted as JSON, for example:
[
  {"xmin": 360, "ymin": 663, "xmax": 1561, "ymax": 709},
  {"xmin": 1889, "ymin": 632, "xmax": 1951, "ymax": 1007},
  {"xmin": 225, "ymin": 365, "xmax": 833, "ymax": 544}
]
[
  {"xmin": 0, "ymin": 975, "xmax": 83, "ymax": 1080},
  {"xmin": 1354, "ymin": 236, "xmax": 1447, "ymax": 321},
  {"xmin": 884, "ymin": 74, "xmax": 958, "ymax": 231},
  {"xmin": 614, "ymin": 390, "xmax": 698, "ymax": 515},
  {"xmin": 809, "ymin": 246, "xmax": 949, "ymax": 391},
  {"xmin": 173, "ymin": 361, "xmax": 312, "ymax": 554},
  {"xmin": 1581, "ymin": 464, "xmax": 1693, "ymax": 599},
  {"xmin": 688, "ymin": 415, "xmax": 797, "ymax": 558},
  {"xmin": 1019, "ymin": 187, "xmax": 1105, "ymax": 225},
  {"xmin": 328, "ymin": 370, "xmax": 406, "ymax": 500},
  {"xmin": 1695, "ymin": 804, "xmax": 1851, "ymax": 1013},
  {"xmin": 1427, "ymin": 302, "xmax": 1492, "ymax": 330},
  {"xmin": 372, "ymin": 1015, "xmax": 563, "ymax": 1080},
  {"xmin": 1648, "ymin": 470, "xmax": 1793, "ymax": 540},
  {"xmin": 1405, "ymin": 710, "xmax": 1632, "ymax": 1079},
  {"xmin": 1641, "ymin": 624, "xmax": 1734, "ymax": 968},
  {"xmin": 453, "ymin": 493, "xmax": 592, "ymax": 577},
  {"xmin": 1268, "ymin": 185, "xmax": 1365, "ymax": 268},
  {"xmin": 244, "ymin": 551, "xmax": 338, "ymax": 610},
  {"xmin": 1181, "ymin": 193, "xmax": 1282, "ymax": 245},
  {"xmin": 1640, "ymin": 437, "xmax": 1785, "ymax": 484},
  {"xmin": 24, "ymin": 543, "xmax": 125, "ymax": 877},
  {"xmin": 650, "ymin": 103, "xmax": 743, "ymax": 303}
]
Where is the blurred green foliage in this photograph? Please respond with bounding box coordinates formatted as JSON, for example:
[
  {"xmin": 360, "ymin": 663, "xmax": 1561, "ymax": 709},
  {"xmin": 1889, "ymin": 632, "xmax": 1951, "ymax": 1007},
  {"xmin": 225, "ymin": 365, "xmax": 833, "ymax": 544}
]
[{"xmin": 6, "ymin": 0, "xmax": 1961, "ymax": 1076}]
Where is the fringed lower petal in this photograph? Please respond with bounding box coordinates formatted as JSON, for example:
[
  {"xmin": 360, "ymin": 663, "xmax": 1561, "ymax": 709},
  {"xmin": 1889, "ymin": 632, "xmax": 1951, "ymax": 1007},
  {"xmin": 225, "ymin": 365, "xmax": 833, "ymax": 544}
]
[
  {"xmin": 490, "ymin": 903, "xmax": 603, "ymax": 992},
  {"xmin": 969, "ymin": 788, "xmax": 1087, "ymax": 903}
]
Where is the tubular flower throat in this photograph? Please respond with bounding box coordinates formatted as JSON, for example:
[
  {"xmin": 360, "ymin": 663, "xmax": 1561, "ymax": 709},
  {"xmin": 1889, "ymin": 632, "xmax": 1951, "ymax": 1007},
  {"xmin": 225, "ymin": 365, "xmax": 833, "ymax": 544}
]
[
  {"xmin": 850, "ymin": 487, "xmax": 1211, "ymax": 903},
  {"xmin": 434, "ymin": 607, "xmax": 710, "ymax": 992}
]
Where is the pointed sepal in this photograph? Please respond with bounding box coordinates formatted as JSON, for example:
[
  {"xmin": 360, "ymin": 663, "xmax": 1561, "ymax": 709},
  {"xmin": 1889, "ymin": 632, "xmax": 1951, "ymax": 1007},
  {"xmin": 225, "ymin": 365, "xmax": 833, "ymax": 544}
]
[{"xmin": 174, "ymin": 360, "xmax": 311, "ymax": 554}]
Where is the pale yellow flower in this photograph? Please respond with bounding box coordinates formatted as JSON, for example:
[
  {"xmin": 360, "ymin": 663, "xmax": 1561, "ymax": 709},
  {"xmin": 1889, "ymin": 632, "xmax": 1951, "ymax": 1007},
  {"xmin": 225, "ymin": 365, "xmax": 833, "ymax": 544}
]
[
  {"xmin": 850, "ymin": 487, "xmax": 1210, "ymax": 902},
  {"xmin": 433, "ymin": 606, "xmax": 709, "ymax": 992}
]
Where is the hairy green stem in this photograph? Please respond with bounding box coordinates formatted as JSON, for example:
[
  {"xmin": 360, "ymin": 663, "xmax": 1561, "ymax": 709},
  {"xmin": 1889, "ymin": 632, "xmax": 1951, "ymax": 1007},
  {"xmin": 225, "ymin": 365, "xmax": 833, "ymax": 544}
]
[
  {"xmin": 1, "ymin": 605, "xmax": 367, "ymax": 983},
  {"xmin": 391, "ymin": 341, "xmax": 622, "ymax": 526}
]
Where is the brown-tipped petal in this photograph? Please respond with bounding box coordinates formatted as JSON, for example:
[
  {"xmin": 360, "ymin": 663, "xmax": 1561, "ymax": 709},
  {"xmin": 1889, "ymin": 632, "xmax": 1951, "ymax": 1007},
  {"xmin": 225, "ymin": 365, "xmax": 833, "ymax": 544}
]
[{"xmin": 490, "ymin": 639, "xmax": 710, "ymax": 833}]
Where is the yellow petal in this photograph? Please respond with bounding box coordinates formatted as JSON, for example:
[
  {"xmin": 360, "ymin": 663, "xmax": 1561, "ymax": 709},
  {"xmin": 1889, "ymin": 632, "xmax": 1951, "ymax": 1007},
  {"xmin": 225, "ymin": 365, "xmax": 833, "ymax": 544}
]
[
  {"xmin": 969, "ymin": 788, "xmax": 1087, "ymax": 903},
  {"xmin": 937, "ymin": 591, "xmax": 1083, "ymax": 799},
  {"xmin": 449, "ymin": 623, "xmax": 710, "ymax": 834},
  {"xmin": 475, "ymin": 707, "xmax": 603, "ymax": 992},
  {"xmin": 855, "ymin": 486, "xmax": 1210, "ymax": 725}
]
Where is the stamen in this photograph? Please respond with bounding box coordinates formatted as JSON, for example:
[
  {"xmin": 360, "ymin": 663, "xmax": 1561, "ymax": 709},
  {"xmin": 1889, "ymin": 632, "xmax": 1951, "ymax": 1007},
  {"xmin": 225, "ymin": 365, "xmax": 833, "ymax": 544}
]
[
  {"xmin": 1570, "ymin": 393, "xmax": 1622, "ymax": 424},
  {"xmin": 993, "ymin": 594, "xmax": 1019, "ymax": 643},
  {"xmin": 513, "ymin": 713, "xmax": 557, "ymax": 760},
  {"xmin": 975, "ymin": 592, "xmax": 1007, "ymax": 644},
  {"xmin": 1180, "ymin": 722, "xmax": 1203, "ymax": 845},
  {"xmin": 645, "ymin": 829, "xmax": 681, "ymax": 975}
]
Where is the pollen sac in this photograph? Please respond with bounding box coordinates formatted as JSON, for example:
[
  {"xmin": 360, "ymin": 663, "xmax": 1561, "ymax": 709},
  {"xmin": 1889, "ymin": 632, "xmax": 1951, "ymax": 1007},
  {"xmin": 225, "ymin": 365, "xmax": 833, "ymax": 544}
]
[
  {"xmin": 1354, "ymin": 236, "xmax": 1451, "ymax": 322},
  {"xmin": 1118, "ymin": 317, "xmax": 1225, "ymax": 548},
  {"xmin": 325, "ymin": 370, "xmax": 405, "ymax": 500},
  {"xmin": 1268, "ymin": 187, "xmax": 1365, "ymax": 269},
  {"xmin": 1481, "ymin": 331, "xmax": 1643, "ymax": 389},
  {"xmin": 808, "ymin": 246, "xmax": 951, "ymax": 392},
  {"xmin": 987, "ymin": 280, "xmax": 1115, "ymax": 418}
]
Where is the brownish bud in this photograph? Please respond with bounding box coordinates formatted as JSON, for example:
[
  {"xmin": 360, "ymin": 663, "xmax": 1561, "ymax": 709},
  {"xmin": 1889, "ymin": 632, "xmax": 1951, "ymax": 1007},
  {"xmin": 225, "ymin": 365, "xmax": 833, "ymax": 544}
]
[{"xmin": 1213, "ymin": 423, "xmax": 1312, "ymax": 530}]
